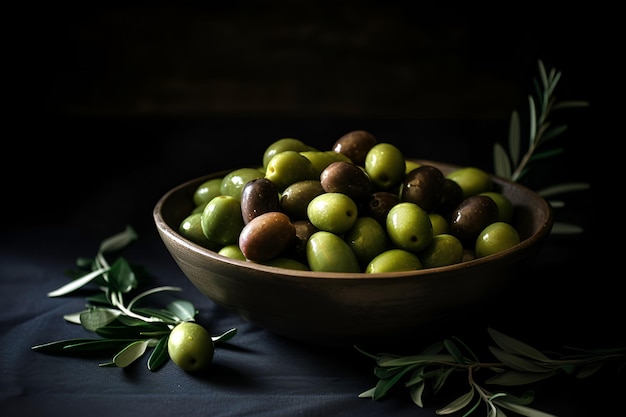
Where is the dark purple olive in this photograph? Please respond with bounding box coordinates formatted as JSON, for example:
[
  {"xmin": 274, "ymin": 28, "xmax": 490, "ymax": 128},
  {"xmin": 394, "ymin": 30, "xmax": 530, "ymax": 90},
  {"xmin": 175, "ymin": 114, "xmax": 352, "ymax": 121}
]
[
  {"xmin": 332, "ymin": 130, "xmax": 377, "ymax": 166},
  {"xmin": 240, "ymin": 178, "xmax": 280, "ymax": 224},
  {"xmin": 400, "ymin": 165, "xmax": 445, "ymax": 212},
  {"xmin": 239, "ymin": 212, "xmax": 296, "ymax": 262},
  {"xmin": 435, "ymin": 178, "xmax": 464, "ymax": 215},
  {"xmin": 285, "ymin": 220, "xmax": 319, "ymax": 263},
  {"xmin": 449, "ymin": 195, "xmax": 499, "ymax": 247},
  {"xmin": 320, "ymin": 161, "xmax": 373, "ymax": 203},
  {"xmin": 280, "ymin": 180, "xmax": 325, "ymax": 221},
  {"xmin": 363, "ymin": 191, "xmax": 399, "ymax": 226}
]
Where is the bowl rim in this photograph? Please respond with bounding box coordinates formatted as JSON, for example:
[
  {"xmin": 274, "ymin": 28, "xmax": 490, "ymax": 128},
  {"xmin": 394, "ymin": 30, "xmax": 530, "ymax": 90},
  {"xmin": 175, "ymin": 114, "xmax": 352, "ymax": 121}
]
[{"xmin": 153, "ymin": 159, "xmax": 554, "ymax": 280}]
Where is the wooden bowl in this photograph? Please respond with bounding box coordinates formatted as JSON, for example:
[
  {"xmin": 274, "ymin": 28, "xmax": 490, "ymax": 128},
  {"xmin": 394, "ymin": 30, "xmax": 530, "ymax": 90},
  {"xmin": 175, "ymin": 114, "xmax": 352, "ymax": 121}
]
[{"xmin": 153, "ymin": 160, "xmax": 553, "ymax": 346}]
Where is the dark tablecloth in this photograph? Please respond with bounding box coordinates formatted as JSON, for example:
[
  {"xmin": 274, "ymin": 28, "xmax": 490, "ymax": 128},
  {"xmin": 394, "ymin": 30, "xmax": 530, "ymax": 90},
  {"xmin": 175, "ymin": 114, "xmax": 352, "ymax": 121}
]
[{"xmin": 1, "ymin": 116, "xmax": 617, "ymax": 417}]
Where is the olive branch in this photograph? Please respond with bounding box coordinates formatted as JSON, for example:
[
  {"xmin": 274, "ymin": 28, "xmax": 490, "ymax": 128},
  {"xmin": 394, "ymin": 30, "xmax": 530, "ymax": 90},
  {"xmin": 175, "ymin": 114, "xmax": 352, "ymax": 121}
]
[
  {"xmin": 493, "ymin": 59, "xmax": 590, "ymax": 235},
  {"xmin": 32, "ymin": 226, "xmax": 237, "ymax": 371},
  {"xmin": 356, "ymin": 328, "xmax": 626, "ymax": 417}
]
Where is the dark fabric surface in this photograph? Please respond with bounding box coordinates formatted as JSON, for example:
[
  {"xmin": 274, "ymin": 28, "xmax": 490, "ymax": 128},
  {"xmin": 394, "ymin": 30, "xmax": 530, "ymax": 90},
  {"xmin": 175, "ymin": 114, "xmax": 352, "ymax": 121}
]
[
  {"xmin": 0, "ymin": 225, "xmax": 621, "ymax": 417},
  {"xmin": 0, "ymin": 114, "xmax": 618, "ymax": 417}
]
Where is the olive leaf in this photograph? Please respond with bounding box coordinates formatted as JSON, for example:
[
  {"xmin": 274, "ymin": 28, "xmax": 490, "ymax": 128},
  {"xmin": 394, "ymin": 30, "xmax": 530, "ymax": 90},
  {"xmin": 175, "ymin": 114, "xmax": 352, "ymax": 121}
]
[
  {"xmin": 99, "ymin": 225, "xmax": 138, "ymax": 253},
  {"xmin": 147, "ymin": 336, "xmax": 170, "ymax": 371},
  {"xmin": 436, "ymin": 388, "xmax": 475, "ymax": 415},
  {"xmin": 488, "ymin": 328, "xmax": 551, "ymax": 362},
  {"xmin": 110, "ymin": 339, "xmax": 151, "ymax": 368},
  {"xmin": 79, "ymin": 307, "xmax": 121, "ymax": 331}
]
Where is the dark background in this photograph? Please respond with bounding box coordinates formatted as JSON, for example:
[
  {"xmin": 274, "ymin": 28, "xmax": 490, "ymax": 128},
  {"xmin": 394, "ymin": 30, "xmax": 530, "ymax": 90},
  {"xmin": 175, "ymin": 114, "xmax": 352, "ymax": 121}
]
[
  {"xmin": 2, "ymin": 4, "xmax": 619, "ymax": 416},
  {"xmin": 8, "ymin": 1, "xmax": 597, "ymax": 239}
]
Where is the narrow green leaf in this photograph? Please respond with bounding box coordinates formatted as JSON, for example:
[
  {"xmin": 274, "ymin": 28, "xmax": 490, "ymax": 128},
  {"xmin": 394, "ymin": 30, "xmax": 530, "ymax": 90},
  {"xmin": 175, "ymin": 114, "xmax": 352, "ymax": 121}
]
[
  {"xmin": 95, "ymin": 324, "xmax": 152, "ymax": 339},
  {"xmin": 212, "ymin": 327, "xmax": 238, "ymax": 343},
  {"xmin": 80, "ymin": 308, "xmax": 121, "ymax": 331},
  {"xmin": 63, "ymin": 311, "xmax": 86, "ymax": 324},
  {"xmin": 85, "ymin": 292, "xmax": 113, "ymax": 306},
  {"xmin": 528, "ymin": 95, "xmax": 537, "ymax": 146},
  {"xmin": 374, "ymin": 365, "xmax": 405, "ymax": 379},
  {"xmin": 528, "ymin": 148, "xmax": 564, "ymax": 163},
  {"xmin": 420, "ymin": 341, "xmax": 445, "ymax": 355},
  {"xmin": 132, "ymin": 307, "xmax": 180, "ymax": 324},
  {"xmin": 127, "ymin": 286, "xmax": 182, "ymax": 311},
  {"xmin": 354, "ymin": 345, "xmax": 380, "ymax": 360},
  {"xmin": 377, "ymin": 353, "xmax": 454, "ymax": 367},
  {"xmin": 147, "ymin": 336, "xmax": 170, "ymax": 371},
  {"xmin": 47, "ymin": 267, "xmax": 109, "ymax": 297},
  {"xmin": 357, "ymin": 387, "xmax": 376, "ymax": 399},
  {"xmin": 167, "ymin": 300, "xmax": 196, "ymax": 322},
  {"xmin": 537, "ymin": 182, "xmax": 590, "ymax": 198},
  {"xmin": 404, "ymin": 365, "xmax": 425, "ymax": 387},
  {"xmin": 107, "ymin": 257, "xmax": 137, "ymax": 294},
  {"xmin": 576, "ymin": 361, "xmax": 604, "ymax": 379},
  {"xmin": 537, "ymin": 59, "xmax": 548, "ymax": 90},
  {"xmin": 540, "ymin": 124, "xmax": 568, "ymax": 142},
  {"xmin": 112, "ymin": 339, "xmax": 150, "ymax": 368},
  {"xmin": 491, "ymin": 390, "xmax": 535, "ymax": 405},
  {"xmin": 550, "ymin": 222, "xmax": 584, "ymax": 234},
  {"xmin": 115, "ymin": 315, "xmax": 170, "ymax": 331},
  {"xmin": 443, "ymin": 339, "xmax": 469, "ymax": 364},
  {"xmin": 493, "ymin": 142, "xmax": 512, "ymax": 179},
  {"xmin": 63, "ymin": 339, "xmax": 141, "ymax": 353},
  {"xmin": 489, "ymin": 347, "xmax": 555, "ymax": 372},
  {"xmin": 488, "ymin": 328, "xmax": 551, "ymax": 362},
  {"xmin": 552, "ymin": 100, "xmax": 589, "ymax": 111},
  {"xmin": 508, "ymin": 110, "xmax": 521, "ymax": 167},
  {"xmin": 372, "ymin": 364, "xmax": 418, "ymax": 400},
  {"xmin": 99, "ymin": 225, "xmax": 138, "ymax": 253},
  {"xmin": 32, "ymin": 338, "xmax": 105, "ymax": 353},
  {"xmin": 409, "ymin": 381, "xmax": 425, "ymax": 407},
  {"xmin": 486, "ymin": 369, "xmax": 560, "ymax": 386},
  {"xmin": 431, "ymin": 366, "xmax": 455, "ymax": 393},
  {"xmin": 435, "ymin": 388, "xmax": 474, "ymax": 415}
]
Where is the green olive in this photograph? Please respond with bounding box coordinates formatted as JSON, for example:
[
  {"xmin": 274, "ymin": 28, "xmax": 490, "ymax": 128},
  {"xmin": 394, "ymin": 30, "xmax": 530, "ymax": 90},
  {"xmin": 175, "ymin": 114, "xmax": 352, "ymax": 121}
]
[
  {"xmin": 193, "ymin": 178, "xmax": 223, "ymax": 207},
  {"xmin": 168, "ymin": 322, "xmax": 214, "ymax": 372},
  {"xmin": 307, "ymin": 192, "xmax": 359, "ymax": 235},
  {"xmin": 479, "ymin": 191, "xmax": 514, "ymax": 223},
  {"xmin": 262, "ymin": 138, "xmax": 318, "ymax": 169},
  {"xmin": 475, "ymin": 222, "xmax": 520, "ymax": 258},
  {"xmin": 420, "ymin": 234, "xmax": 464, "ymax": 268},
  {"xmin": 263, "ymin": 257, "xmax": 310, "ymax": 271},
  {"xmin": 365, "ymin": 248, "xmax": 422, "ymax": 273},
  {"xmin": 364, "ymin": 142, "xmax": 406, "ymax": 190},
  {"xmin": 386, "ymin": 202, "xmax": 433, "ymax": 253},
  {"xmin": 306, "ymin": 231, "xmax": 361, "ymax": 273},
  {"xmin": 265, "ymin": 150, "xmax": 317, "ymax": 192},
  {"xmin": 179, "ymin": 213, "xmax": 220, "ymax": 250},
  {"xmin": 220, "ymin": 168, "xmax": 264, "ymax": 201},
  {"xmin": 428, "ymin": 212, "xmax": 450, "ymax": 236},
  {"xmin": 201, "ymin": 195, "xmax": 245, "ymax": 246},
  {"xmin": 218, "ymin": 244, "xmax": 246, "ymax": 260},
  {"xmin": 446, "ymin": 166, "xmax": 492, "ymax": 199},
  {"xmin": 344, "ymin": 216, "xmax": 389, "ymax": 267},
  {"xmin": 300, "ymin": 150, "xmax": 352, "ymax": 177}
]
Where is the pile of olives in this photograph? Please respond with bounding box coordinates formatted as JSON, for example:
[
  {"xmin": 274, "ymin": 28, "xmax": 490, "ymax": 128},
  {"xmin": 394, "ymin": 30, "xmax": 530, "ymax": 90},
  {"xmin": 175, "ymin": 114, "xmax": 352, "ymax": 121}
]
[{"xmin": 178, "ymin": 130, "xmax": 521, "ymax": 273}]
